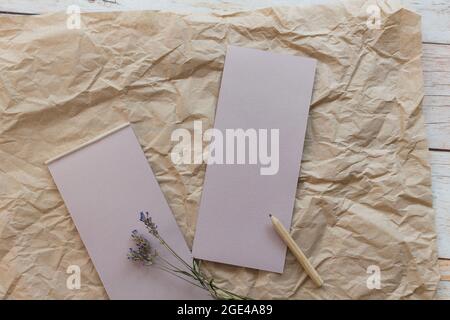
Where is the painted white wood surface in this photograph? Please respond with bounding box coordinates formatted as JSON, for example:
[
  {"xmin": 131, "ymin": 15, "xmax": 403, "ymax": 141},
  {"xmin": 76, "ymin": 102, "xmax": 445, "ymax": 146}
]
[
  {"xmin": 0, "ymin": 0, "xmax": 449, "ymax": 297},
  {"xmin": 423, "ymin": 44, "xmax": 450, "ymax": 151},
  {"xmin": 403, "ymin": 0, "xmax": 450, "ymax": 44},
  {"xmin": 431, "ymin": 151, "xmax": 450, "ymax": 260},
  {"xmin": 438, "ymin": 259, "xmax": 450, "ymax": 299}
]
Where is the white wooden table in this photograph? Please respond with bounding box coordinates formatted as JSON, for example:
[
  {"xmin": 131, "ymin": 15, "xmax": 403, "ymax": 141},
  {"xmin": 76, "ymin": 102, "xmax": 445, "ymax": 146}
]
[{"xmin": 0, "ymin": 0, "xmax": 449, "ymax": 299}]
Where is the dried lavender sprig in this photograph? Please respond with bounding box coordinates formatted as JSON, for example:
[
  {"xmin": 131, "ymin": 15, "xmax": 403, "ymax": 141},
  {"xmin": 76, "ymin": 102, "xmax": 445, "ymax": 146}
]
[
  {"xmin": 129, "ymin": 212, "xmax": 249, "ymax": 300},
  {"xmin": 127, "ymin": 230, "xmax": 203, "ymax": 288},
  {"xmin": 139, "ymin": 213, "xmax": 245, "ymax": 298},
  {"xmin": 139, "ymin": 212, "xmax": 193, "ymax": 271},
  {"xmin": 127, "ymin": 230, "xmax": 157, "ymax": 265},
  {"xmin": 136, "ymin": 214, "xmax": 216, "ymax": 294}
]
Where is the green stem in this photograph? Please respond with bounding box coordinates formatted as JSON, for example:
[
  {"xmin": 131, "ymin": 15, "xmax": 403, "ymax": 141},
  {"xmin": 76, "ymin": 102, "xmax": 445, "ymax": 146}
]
[
  {"xmin": 157, "ymin": 249, "xmax": 217, "ymax": 296},
  {"xmin": 155, "ymin": 234, "xmax": 193, "ymax": 271},
  {"xmin": 143, "ymin": 227, "xmax": 249, "ymax": 300},
  {"xmin": 154, "ymin": 265, "xmax": 206, "ymax": 290}
]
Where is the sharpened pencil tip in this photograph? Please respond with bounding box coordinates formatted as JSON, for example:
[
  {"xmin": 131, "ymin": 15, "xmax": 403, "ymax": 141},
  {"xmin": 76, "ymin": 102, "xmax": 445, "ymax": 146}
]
[{"xmin": 269, "ymin": 213, "xmax": 272, "ymax": 218}]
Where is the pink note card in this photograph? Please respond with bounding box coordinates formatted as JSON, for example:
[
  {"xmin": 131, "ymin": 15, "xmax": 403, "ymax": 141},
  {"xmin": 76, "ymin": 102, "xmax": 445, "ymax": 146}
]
[
  {"xmin": 47, "ymin": 124, "xmax": 210, "ymax": 299},
  {"xmin": 192, "ymin": 46, "xmax": 317, "ymax": 273}
]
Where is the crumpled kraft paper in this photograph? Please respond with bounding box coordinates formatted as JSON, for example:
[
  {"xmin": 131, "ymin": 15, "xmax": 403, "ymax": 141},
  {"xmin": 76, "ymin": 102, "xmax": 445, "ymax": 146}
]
[{"xmin": 0, "ymin": 0, "xmax": 440, "ymax": 299}]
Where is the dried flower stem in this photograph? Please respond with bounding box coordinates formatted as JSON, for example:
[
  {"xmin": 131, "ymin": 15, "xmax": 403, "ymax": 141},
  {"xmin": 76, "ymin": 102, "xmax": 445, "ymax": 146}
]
[{"xmin": 128, "ymin": 212, "xmax": 249, "ymax": 300}]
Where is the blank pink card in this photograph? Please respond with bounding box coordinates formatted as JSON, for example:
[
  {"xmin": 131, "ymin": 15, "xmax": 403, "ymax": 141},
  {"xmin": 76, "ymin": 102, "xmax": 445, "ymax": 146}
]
[
  {"xmin": 47, "ymin": 123, "xmax": 210, "ymax": 299},
  {"xmin": 192, "ymin": 46, "xmax": 316, "ymax": 273}
]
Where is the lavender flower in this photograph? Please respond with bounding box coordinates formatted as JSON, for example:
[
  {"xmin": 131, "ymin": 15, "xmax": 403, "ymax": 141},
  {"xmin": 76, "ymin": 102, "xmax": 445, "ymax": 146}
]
[
  {"xmin": 140, "ymin": 211, "xmax": 158, "ymax": 237},
  {"xmin": 127, "ymin": 230, "xmax": 157, "ymax": 265},
  {"xmin": 128, "ymin": 212, "xmax": 249, "ymax": 300}
]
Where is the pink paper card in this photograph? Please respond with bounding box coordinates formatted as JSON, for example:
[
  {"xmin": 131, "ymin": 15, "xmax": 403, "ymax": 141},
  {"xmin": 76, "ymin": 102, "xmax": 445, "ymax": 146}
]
[
  {"xmin": 47, "ymin": 123, "xmax": 210, "ymax": 299},
  {"xmin": 192, "ymin": 46, "xmax": 316, "ymax": 273}
]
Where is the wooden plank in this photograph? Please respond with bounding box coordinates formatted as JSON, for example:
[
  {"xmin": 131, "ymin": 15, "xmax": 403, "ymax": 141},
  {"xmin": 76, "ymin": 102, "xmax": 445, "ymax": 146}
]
[
  {"xmin": 437, "ymin": 283, "xmax": 450, "ymax": 299},
  {"xmin": 423, "ymin": 96, "xmax": 450, "ymax": 150},
  {"xmin": 0, "ymin": 0, "xmax": 114, "ymax": 14},
  {"xmin": 1, "ymin": 0, "xmax": 216, "ymax": 14},
  {"xmin": 440, "ymin": 259, "xmax": 450, "ymax": 281},
  {"xmin": 437, "ymin": 259, "xmax": 450, "ymax": 299},
  {"xmin": 403, "ymin": 0, "xmax": 450, "ymax": 44},
  {"xmin": 424, "ymin": 70, "xmax": 450, "ymax": 97},
  {"xmin": 422, "ymin": 43, "xmax": 450, "ymax": 150},
  {"xmin": 423, "ymin": 43, "xmax": 450, "ymax": 98},
  {"xmin": 430, "ymin": 150, "xmax": 450, "ymax": 259}
]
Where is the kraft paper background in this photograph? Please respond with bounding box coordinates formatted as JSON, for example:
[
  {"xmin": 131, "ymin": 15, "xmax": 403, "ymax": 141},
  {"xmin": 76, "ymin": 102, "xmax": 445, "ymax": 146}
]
[{"xmin": 0, "ymin": 0, "xmax": 440, "ymax": 299}]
